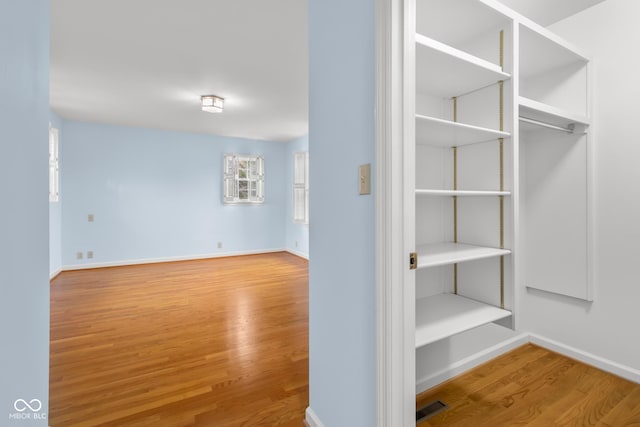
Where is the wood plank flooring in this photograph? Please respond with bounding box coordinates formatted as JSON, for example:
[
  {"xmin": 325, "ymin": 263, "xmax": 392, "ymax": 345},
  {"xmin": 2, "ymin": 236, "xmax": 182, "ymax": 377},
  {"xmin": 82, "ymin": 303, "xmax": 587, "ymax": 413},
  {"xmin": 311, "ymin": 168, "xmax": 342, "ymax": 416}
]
[
  {"xmin": 49, "ymin": 252, "xmax": 309, "ymax": 426},
  {"xmin": 416, "ymin": 343, "xmax": 640, "ymax": 426}
]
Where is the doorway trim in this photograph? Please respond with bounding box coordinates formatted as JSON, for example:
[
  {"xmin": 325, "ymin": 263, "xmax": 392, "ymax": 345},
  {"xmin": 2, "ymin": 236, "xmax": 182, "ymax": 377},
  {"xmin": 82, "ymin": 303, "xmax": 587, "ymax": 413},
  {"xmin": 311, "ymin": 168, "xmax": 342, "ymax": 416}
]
[{"xmin": 375, "ymin": 0, "xmax": 414, "ymax": 425}]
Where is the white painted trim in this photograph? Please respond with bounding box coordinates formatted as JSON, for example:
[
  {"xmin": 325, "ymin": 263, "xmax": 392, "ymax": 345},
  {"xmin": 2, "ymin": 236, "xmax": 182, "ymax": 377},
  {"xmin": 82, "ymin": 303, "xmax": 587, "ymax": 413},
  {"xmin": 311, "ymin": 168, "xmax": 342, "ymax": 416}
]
[
  {"xmin": 285, "ymin": 248, "xmax": 309, "ymax": 260},
  {"xmin": 305, "ymin": 407, "xmax": 325, "ymax": 427},
  {"xmin": 415, "ymin": 333, "xmax": 530, "ymax": 394},
  {"xmin": 416, "ymin": 333, "xmax": 640, "ymax": 393},
  {"xmin": 376, "ymin": 0, "xmax": 409, "ymax": 425},
  {"xmin": 511, "ymin": 19, "xmax": 522, "ymax": 332},
  {"xmin": 401, "ymin": 0, "xmax": 418, "ymax": 423},
  {"xmin": 49, "ymin": 269, "xmax": 62, "ymax": 280},
  {"xmin": 529, "ymin": 334, "xmax": 640, "ymax": 384},
  {"xmin": 61, "ymin": 248, "xmax": 286, "ymax": 271},
  {"xmin": 585, "ymin": 60, "xmax": 596, "ymax": 302}
]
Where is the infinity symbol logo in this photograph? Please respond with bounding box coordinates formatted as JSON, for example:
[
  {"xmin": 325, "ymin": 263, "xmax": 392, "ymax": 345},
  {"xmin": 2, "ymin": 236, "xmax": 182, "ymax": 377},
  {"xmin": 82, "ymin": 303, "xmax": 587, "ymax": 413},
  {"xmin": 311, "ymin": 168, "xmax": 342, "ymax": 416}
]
[{"xmin": 14, "ymin": 399, "xmax": 42, "ymax": 412}]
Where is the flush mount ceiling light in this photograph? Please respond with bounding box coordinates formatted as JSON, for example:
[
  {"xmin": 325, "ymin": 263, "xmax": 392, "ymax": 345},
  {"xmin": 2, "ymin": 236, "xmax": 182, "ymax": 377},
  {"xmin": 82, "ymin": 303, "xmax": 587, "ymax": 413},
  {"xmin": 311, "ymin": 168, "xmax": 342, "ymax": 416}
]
[{"xmin": 201, "ymin": 95, "xmax": 224, "ymax": 113}]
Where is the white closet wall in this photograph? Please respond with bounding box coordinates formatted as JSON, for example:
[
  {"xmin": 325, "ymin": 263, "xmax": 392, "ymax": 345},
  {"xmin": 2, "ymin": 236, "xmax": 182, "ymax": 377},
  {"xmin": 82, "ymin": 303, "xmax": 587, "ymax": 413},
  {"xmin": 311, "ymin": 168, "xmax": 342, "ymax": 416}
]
[{"xmin": 519, "ymin": 0, "xmax": 640, "ymax": 375}]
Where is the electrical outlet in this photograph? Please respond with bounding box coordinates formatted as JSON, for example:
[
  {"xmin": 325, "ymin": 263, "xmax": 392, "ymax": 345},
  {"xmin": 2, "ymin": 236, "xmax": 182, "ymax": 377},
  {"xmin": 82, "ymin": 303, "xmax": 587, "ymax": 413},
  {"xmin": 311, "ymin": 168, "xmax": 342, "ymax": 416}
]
[
  {"xmin": 87, "ymin": 251, "xmax": 94, "ymax": 259},
  {"xmin": 88, "ymin": 214, "xmax": 95, "ymax": 222},
  {"xmin": 295, "ymin": 241, "xmax": 298, "ymax": 248},
  {"xmin": 217, "ymin": 242, "xmax": 222, "ymax": 249},
  {"xmin": 76, "ymin": 252, "xmax": 83, "ymax": 260}
]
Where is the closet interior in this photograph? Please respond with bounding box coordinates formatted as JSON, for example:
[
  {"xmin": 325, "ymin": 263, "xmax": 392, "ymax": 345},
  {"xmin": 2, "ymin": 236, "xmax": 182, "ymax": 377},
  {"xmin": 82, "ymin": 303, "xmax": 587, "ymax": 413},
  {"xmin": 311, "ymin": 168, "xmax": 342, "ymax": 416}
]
[{"xmin": 407, "ymin": 0, "xmax": 593, "ymax": 399}]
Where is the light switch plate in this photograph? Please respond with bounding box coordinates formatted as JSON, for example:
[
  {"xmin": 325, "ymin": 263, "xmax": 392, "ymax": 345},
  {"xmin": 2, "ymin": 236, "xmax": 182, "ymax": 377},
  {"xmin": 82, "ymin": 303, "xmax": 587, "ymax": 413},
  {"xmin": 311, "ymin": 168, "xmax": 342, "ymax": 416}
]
[{"xmin": 359, "ymin": 164, "xmax": 371, "ymax": 195}]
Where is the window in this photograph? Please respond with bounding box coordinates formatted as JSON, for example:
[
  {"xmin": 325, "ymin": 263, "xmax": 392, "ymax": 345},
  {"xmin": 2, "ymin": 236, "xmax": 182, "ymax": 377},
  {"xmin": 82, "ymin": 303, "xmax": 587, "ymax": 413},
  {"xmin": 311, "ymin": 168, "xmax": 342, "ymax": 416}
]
[
  {"xmin": 49, "ymin": 126, "xmax": 59, "ymax": 202},
  {"xmin": 293, "ymin": 151, "xmax": 309, "ymax": 224},
  {"xmin": 223, "ymin": 154, "xmax": 264, "ymax": 204}
]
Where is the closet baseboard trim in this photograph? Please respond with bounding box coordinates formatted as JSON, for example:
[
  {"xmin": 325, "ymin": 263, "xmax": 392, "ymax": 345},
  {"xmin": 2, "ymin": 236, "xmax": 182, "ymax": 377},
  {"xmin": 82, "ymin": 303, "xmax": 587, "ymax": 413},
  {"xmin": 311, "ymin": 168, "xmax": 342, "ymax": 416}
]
[
  {"xmin": 529, "ymin": 334, "xmax": 640, "ymax": 384},
  {"xmin": 305, "ymin": 407, "xmax": 325, "ymax": 427},
  {"xmin": 416, "ymin": 333, "xmax": 529, "ymax": 394}
]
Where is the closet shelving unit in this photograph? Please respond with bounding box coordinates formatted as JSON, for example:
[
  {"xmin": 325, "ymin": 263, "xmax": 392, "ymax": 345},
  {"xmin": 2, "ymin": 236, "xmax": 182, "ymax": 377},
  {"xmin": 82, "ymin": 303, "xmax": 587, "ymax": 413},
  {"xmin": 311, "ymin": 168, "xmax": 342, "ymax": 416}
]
[
  {"xmin": 412, "ymin": 0, "xmax": 514, "ymax": 350},
  {"xmin": 518, "ymin": 19, "xmax": 593, "ymax": 301},
  {"xmin": 416, "ymin": 242, "xmax": 511, "ymax": 269},
  {"xmin": 407, "ymin": 0, "xmax": 593, "ymax": 402},
  {"xmin": 415, "ymin": 34, "xmax": 510, "ymax": 97},
  {"xmin": 519, "ymin": 96, "xmax": 589, "ymax": 131},
  {"xmin": 518, "ymin": 21, "xmax": 590, "ymax": 130},
  {"xmin": 415, "ymin": 293, "xmax": 512, "ymax": 347},
  {"xmin": 416, "ymin": 114, "xmax": 510, "ymax": 147}
]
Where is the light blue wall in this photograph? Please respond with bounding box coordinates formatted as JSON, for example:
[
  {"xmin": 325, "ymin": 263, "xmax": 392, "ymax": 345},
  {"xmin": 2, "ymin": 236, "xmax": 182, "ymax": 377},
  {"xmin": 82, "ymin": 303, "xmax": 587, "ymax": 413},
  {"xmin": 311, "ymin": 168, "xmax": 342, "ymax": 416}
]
[
  {"xmin": 285, "ymin": 135, "xmax": 309, "ymax": 258},
  {"xmin": 60, "ymin": 120, "xmax": 287, "ymax": 266},
  {"xmin": 0, "ymin": 0, "xmax": 50, "ymax": 424},
  {"xmin": 308, "ymin": 0, "xmax": 376, "ymax": 425},
  {"xmin": 49, "ymin": 111, "xmax": 63, "ymax": 276}
]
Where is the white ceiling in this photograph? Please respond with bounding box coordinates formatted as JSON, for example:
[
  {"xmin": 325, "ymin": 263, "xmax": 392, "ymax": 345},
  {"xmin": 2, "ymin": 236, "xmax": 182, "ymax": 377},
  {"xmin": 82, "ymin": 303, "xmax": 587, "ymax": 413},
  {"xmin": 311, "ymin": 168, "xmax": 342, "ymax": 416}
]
[
  {"xmin": 51, "ymin": 0, "xmax": 604, "ymax": 143},
  {"xmin": 497, "ymin": 0, "xmax": 607, "ymax": 26},
  {"xmin": 50, "ymin": 0, "xmax": 308, "ymax": 143}
]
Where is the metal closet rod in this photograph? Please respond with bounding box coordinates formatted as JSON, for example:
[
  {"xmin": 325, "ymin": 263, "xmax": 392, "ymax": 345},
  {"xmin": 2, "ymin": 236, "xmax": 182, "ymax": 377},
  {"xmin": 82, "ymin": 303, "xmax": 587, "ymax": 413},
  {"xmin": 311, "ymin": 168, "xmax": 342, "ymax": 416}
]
[{"xmin": 519, "ymin": 116, "xmax": 575, "ymax": 133}]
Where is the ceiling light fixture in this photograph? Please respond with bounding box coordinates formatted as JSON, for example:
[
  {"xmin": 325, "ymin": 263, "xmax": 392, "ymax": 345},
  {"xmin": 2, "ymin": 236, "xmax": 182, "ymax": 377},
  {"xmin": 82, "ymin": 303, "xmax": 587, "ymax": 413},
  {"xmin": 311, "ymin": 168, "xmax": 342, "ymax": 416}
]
[{"xmin": 201, "ymin": 95, "xmax": 224, "ymax": 113}]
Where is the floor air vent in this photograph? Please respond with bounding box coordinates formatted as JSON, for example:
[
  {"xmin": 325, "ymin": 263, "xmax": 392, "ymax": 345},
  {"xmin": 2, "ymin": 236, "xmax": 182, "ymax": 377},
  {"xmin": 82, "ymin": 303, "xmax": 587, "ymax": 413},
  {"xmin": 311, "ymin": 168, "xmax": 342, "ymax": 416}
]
[{"xmin": 416, "ymin": 400, "xmax": 448, "ymax": 424}]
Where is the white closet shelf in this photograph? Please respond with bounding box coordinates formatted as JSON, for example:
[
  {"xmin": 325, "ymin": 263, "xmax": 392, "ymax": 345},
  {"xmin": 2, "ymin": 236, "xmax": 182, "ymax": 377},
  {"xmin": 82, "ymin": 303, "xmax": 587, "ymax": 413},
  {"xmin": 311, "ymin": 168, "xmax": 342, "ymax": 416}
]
[
  {"xmin": 416, "ymin": 0, "xmax": 511, "ymax": 58},
  {"xmin": 416, "ymin": 115, "xmax": 510, "ymax": 147},
  {"xmin": 416, "ymin": 34, "xmax": 510, "ymax": 98},
  {"xmin": 519, "ymin": 22, "xmax": 589, "ymax": 79},
  {"xmin": 416, "ymin": 242, "xmax": 511, "ymax": 269},
  {"xmin": 519, "ymin": 96, "xmax": 590, "ymax": 128},
  {"xmin": 416, "ymin": 293, "xmax": 512, "ymax": 348},
  {"xmin": 416, "ymin": 189, "xmax": 511, "ymax": 197}
]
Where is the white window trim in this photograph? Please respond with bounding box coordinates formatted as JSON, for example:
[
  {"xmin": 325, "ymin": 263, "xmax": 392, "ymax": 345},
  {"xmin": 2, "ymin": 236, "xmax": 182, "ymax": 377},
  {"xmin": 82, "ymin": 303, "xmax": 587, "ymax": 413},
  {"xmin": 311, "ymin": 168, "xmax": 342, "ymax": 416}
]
[
  {"xmin": 49, "ymin": 126, "xmax": 60, "ymax": 203},
  {"xmin": 293, "ymin": 151, "xmax": 309, "ymax": 224},
  {"xmin": 223, "ymin": 153, "xmax": 265, "ymax": 204}
]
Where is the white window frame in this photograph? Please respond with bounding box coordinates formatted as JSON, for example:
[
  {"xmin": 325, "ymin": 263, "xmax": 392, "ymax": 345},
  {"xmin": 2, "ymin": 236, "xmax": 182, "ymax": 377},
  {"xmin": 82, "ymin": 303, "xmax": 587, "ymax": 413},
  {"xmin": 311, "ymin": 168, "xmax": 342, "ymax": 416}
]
[
  {"xmin": 223, "ymin": 154, "xmax": 264, "ymax": 204},
  {"xmin": 293, "ymin": 151, "xmax": 309, "ymax": 224},
  {"xmin": 49, "ymin": 126, "xmax": 60, "ymax": 203}
]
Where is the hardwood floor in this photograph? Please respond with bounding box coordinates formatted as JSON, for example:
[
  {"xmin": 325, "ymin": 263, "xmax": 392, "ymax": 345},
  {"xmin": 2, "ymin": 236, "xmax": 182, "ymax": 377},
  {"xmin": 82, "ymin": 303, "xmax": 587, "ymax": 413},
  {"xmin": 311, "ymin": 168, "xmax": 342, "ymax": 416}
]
[
  {"xmin": 417, "ymin": 343, "xmax": 640, "ymax": 426},
  {"xmin": 49, "ymin": 252, "xmax": 309, "ymax": 427}
]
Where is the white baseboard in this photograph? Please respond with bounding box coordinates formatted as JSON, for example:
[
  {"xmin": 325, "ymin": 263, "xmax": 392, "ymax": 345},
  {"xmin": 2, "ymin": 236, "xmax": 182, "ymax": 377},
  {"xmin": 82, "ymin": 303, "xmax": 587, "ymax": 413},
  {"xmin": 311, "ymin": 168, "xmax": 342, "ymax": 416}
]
[
  {"xmin": 61, "ymin": 248, "xmax": 286, "ymax": 271},
  {"xmin": 286, "ymin": 248, "xmax": 309, "ymax": 260},
  {"xmin": 417, "ymin": 332, "xmax": 640, "ymax": 393},
  {"xmin": 529, "ymin": 333, "xmax": 640, "ymax": 384},
  {"xmin": 49, "ymin": 269, "xmax": 62, "ymax": 280},
  {"xmin": 416, "ymin": 332, "xmax": 530, "ymax": 393},
  {"xmin": 305, "ymin": 407, "xmax": 325, "ymax": 427}
]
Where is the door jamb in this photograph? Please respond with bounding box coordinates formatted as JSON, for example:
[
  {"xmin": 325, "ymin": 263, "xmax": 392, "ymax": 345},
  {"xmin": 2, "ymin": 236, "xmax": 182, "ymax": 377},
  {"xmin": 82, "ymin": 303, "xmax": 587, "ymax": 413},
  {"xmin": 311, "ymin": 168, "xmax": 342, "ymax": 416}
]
[{"xmin": 375, "ymin": 0, "xmax": 414, "ymax": 425}]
